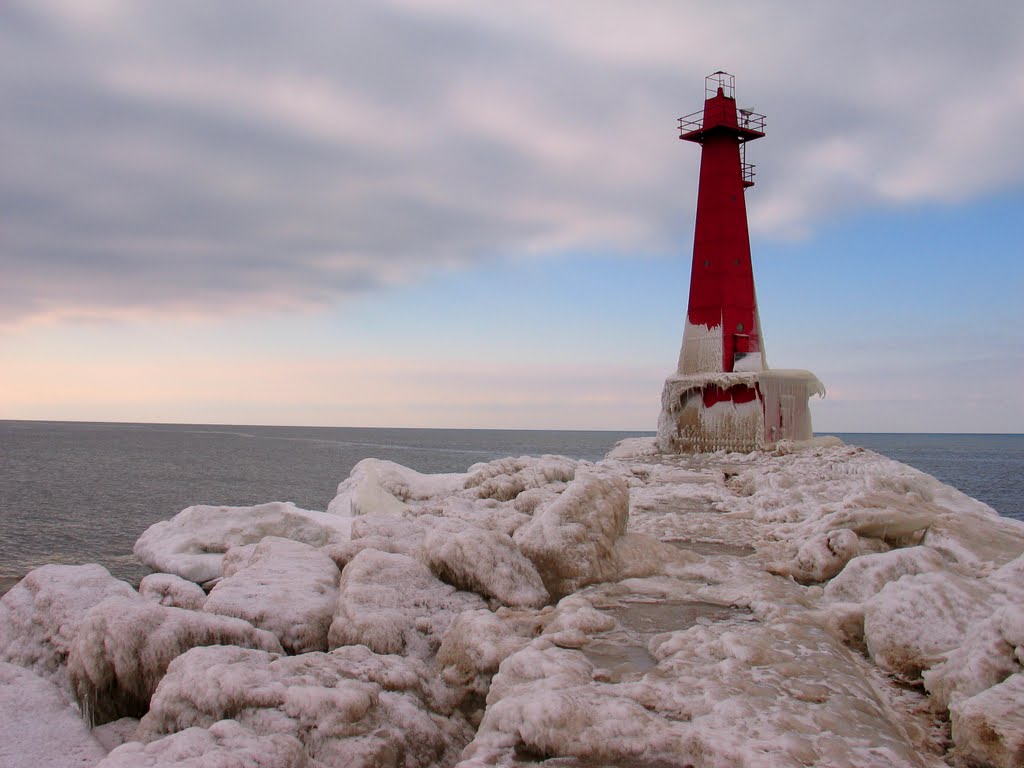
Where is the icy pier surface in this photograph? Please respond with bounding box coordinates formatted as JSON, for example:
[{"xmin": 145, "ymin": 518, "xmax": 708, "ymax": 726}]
[{"xmin": 2, "ymin": 441, "xmax": 1024, "ymax": 767}]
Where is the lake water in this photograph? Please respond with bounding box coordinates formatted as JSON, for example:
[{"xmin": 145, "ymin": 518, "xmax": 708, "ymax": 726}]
[{"xmin": 1, "ymin": 421, "xmax": 1021, "ymax": 589}]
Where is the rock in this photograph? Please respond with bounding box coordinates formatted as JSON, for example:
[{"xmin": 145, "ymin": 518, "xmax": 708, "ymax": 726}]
[
  {"xmin": 514, "ymin": 471, "xmax": 629, "ymax": 596},
  {"xmin": 0, "ymin": 563, "xmax": 136, "ymax": 686},
  {"xmin": 134, "ymin": 502, "xmax": 352, "ymax": 583},
  {"xmin": 950, "ymin": 673, "xmax": 1024, "ymax": 768},
  {"xmin": 68, "ymin": 595, "xmax": 282, "ymax": 724},
  {"xmin": 139, "ymin": 573, "xmax": 207, "ymax": 610},
  {"xmin": 136, "ymin": 644, "xmax": 471, "ymax": 767},
  {"xmin": 203, "ymin": 537, "xmax": 339, "ymax": 654},
  {"xmin": 328, "ymin": 550, "xmax": 486, "ymax": 660},
  {"xmin": 423, "ymin": 521, "xmax": 548, "ymax": 608},
  {"xmin": 97, "ymin": 719, "xmax": 305, "ymax": 768}
]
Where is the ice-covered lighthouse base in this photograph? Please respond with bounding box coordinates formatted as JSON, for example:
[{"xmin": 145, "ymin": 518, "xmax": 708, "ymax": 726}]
[{"xmin": 657, "ymin": 369, "xmax": 826, "ymax": 453}]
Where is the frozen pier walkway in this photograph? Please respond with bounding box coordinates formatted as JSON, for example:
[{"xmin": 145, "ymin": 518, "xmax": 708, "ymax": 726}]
[{"xmin": 2, "ymin": 438, "xmax": 1023, "ymax": 767}]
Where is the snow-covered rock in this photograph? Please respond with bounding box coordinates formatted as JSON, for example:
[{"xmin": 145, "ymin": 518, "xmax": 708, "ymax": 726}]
[
  {"xmin": 321, "ymin": 513, "xmax": 427, "ymax": 567},
  {"xmin": 422, "ymin": 520, "xmax": 548, "ymax": 608},
  {"xmin": 772, "ymin": 527, "xmax": 862, "ymax": 583},
  {"xmin": 68, "ymin": 595, "xmax": 283, "ymax": 724},
  {"xmin": 436, "ymin": 608, "xmax": 545, "ymax": 708},
  {"xmin": 824, "ymin": 546, "xmax": 948, "ymax": 603},
  {"xmin": 328, "ymin": 549, "xmax": 486, "ymax": 659},
  {"xmin": 97, "ymin": 719, "xmax": 305, "ymax": 768},
  {"xmin": 139, "ymin": 573, "xmax": 207, "ymax": 610},
  {"xmin": 864, "ymin": 570, "xmax": 1003, "ymax": 678},
  {"xmin": 327, "ymin": 458, "xmax": 466, "ymax": 516},
  {"xmin": 949, "ymin": 672, "xmax": 1024, "ymax": 768},
  {"xmin": 923, "ymin": 605, "xmax": 1023, "ymax": 710},
  {"xmin": 134, "ymin": 501, "xmax": 352, "ymax": 583},
  {"xmin": 202, "ymin": 537, "xmax": 340, "ymax": 654},
  {"xmin": 465, "ymin": 455, "xmax": 579, "ymax": 502},
  {"xmin": 0, "ymin": 563, "xmax": 136, "ymax": 686},
  {"xmin": 136, "ymin": 644, "xmax": 471, "ymax": 767},
  {"xmin": 7, "ymin": 443, "xmax": 1024, "ymax": 767},
  {"xmin": 514, "ymin": 471, "xmax": 629, "ymax": 596},
  {"xmin": 0, "ymin": 661, "xmax": 107, "ymax": 767}
]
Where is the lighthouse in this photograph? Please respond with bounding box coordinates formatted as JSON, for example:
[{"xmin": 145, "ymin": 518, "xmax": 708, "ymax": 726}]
[{"xmin": 657, "ymin": 72, "xmax": 824, "ymax": 453}]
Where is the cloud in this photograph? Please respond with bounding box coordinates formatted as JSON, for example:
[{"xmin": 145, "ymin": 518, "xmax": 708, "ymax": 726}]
[{"xmin": 3, "ymin": 0, "xmax": 1024, "ymax": 325}]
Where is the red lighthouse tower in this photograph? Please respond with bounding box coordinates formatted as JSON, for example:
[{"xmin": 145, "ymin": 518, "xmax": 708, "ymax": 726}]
[{"xmin": 657, "ymin": 72, "xmax": 823, "ymax": 453}]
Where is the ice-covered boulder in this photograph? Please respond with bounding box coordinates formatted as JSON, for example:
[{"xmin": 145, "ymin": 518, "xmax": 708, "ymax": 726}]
[
  {"xmin": 513, "ymin": 471, "xmax": 629, "ymax": 596},
  {"xmin": 431, "ymin": 496, "xmax": 533, "ymax": 538},
  {"xmin": 771, "ymin": 528, "xmax": 862, "ymax": 584},
  {"xmin": 923, "ymin": 605, "xmax": 1023, "ymax": 710},
  {"xmin": 321, "ymin": 513, "xmax": 427, "ymax": 568},
  {"xmin": 436, "ymin": 608, "xmax": 545, "ymax": 707},
  {"xmin": 202, "ymin": 537, "xmax": 340, "ymax": 654},
  {"xmin": 949, "ymin": 672, "xmax": 1024, "ymax": 768},
  {"xmin": 68, "ymin": 595, "xmax": 283, "ymax": 724},
  {"xmin": 465, "ymin": 455, "xmax": 579, "ymax": 502},
  {"xmin": 863, "ymin": 570, "xmax": 1002, "ymax": 678},
  {"xmin": 0, "ymin": 563, "xmax": 136, "ymax": 686},
  {"xmin": 422, "ymin": 520, "xmax": 548, "ymax": 608},
  {"xmin": 97, "ymin": 719, "xmax": 305, "ymax": 768},
  {"xmin": 327, "ymin": 458, "xmax": 466, "ymax": 516},
  {"xmin": 329, "ymin": 549, "xmax": 486, "ymax": 659},
  {"xmin": 824, "ymin": 546, "xmax": 948, "ymax": 603},
  {"xmin": 136, "ymin": 644, "xmax": 471, "ymax": 767},
  {"xmin": 139, "ymin": 573, "xmax": 207, "ymax": 610},
  {"xmin": 134, "ymin": 501, "xmax": 352, "ymax": 583},
  {"xmin": 461, "ymin": 643, "xmax": 684, "ymax": 766},
  {"xmin": 0, "ymin": 661, "xmax": 107, "ymax": 767}
]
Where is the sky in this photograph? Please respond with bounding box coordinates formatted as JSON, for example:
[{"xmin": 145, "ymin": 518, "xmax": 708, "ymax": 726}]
[{"xmin": 2, "ymin": 0, "xmax": 1023, "ymax": 433}]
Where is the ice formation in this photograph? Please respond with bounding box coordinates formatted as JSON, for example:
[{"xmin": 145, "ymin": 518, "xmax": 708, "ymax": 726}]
[
  {"xmin": 202, "ymin": 536, "xmax": 340, "ymax": 653},
  {"xmin": 328, "ymin": 549, "xmax": 486, "ymax": 659},
  {"xmin": 2, "ymin": 441, "xmax": 1023, "ymax": 767},
  {"xmin": 134, "ymin": 501, "xmax": 352, "ymax": 583},
  {"xmin": 68, "ymin": 594, "xmax": 283, "ymax": 724},
  {"xmin": 0, "ymin": 564, "xmax": 136, "ymax": 687}
]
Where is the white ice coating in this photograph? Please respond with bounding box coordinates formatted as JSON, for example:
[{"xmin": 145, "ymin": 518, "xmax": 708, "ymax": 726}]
[
  {"xmin": 657, "ymin": 372, "xmax": 765, "ymax": 453},
  {"xmin": 133, "ymin": 501, "xmax": 353, "ymax": 583},
  {"xmin": 677, "ymin": 319, "xmax": 725, "ymax": 374},
  {"xmin": 2, "ymin": 441, "xmax": 1023, "ymax": 767},
  {"xmin": 202, "ymin": 536, "xmax": 340, "ymax": 654}
]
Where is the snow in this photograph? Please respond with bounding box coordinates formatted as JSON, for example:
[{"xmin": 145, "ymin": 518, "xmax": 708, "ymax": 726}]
[
  {"xmin": 327, "ymin": 457, "xmax": 467, "ymax": 516},
  {"xmin": 949, "ymin": 672, "xmax": 1024, "ymax": 768},
  {"xmin": 2, "ymin": 439, "xmax": 1023, "ymax": 766}
]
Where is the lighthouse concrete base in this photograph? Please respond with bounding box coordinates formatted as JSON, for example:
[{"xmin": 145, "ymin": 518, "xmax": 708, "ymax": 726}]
[{"xmin": 657, "ymin": 369, "xmax": 825, "ymax": 454}]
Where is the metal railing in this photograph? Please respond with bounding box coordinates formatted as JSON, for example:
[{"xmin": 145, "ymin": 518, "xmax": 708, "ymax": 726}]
[{"xmin": 677, "ymin": 109, "xmax": 766, "ymax": 136}]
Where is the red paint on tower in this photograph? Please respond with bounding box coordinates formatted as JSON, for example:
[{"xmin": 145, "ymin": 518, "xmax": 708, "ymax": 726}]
[{"xmin": 679, "ymin": 73, "xmax": 765, "ymax": 372}]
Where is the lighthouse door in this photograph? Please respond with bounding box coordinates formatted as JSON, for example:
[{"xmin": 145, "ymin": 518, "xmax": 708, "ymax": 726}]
[{"xmin": 778, "ymin": 394, "xmax": 796, "ymax": 441}]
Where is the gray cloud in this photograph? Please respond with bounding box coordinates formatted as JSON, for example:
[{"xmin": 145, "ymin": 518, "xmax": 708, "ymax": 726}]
[{"xmin": 3, "ymin": 0, "xmax": 1023, "ymax": 323}]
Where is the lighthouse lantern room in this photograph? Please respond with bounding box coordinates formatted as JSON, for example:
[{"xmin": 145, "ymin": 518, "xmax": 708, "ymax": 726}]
[{"xmin": 656, "ymin": 72, "xmax": 824, "ymax": 453}]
